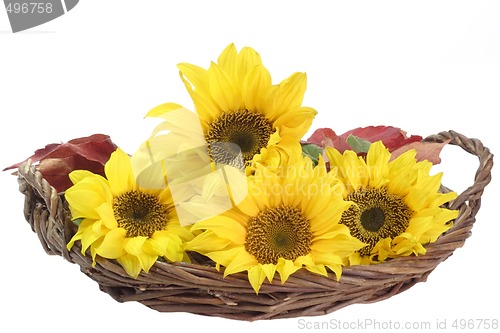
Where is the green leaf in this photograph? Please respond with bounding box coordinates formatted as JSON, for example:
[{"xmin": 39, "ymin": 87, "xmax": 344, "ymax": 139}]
[
  {"xmin": 346, "ymin": 134, "xmax": 372, "ymax": 154},
  {"xmin": 72, "ymin": 218, "xmax": 84, "ymax": 226},
  {"xmin": 301, "ymin": 144, "xmax": 323, "ymax": 166}
]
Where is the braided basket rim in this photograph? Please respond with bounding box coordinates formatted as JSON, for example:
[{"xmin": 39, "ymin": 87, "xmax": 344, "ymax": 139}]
[{"xmin": 16, "ymin": 130, "xmax": 493, "ymax": 321}]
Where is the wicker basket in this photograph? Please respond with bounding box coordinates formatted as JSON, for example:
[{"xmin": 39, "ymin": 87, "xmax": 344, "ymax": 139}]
[{"xmin": 16, "ymin": 130, "xmax": 493, "ymax": 321}]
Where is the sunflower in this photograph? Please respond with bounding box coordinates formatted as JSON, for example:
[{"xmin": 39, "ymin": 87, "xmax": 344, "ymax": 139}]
[
  {"xmin": 185, "ymin": 147, "xmax": 365, "ymax": 293},
  {"xmin": 326, "ymin": 141, "xmax": 459, "ymax": 264},
  {"xmin": 146, "ymin": 43, "xmax": 317, "ymax": 168},
  {"xmin": 65, "ymin": 148, "xmax": 193, "ymax": 278}
]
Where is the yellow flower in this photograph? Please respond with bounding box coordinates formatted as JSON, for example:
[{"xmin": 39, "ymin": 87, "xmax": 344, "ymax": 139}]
[
  {"xmin": 185, "ymin": 147, "xmax": 365, "ymax": 293},
  {"xmin": 146, "ymin": 43, "xmax": 317, "ymax": 167},
  {"xmin": 65, "ymin": 148, "xmax": 193, "ymax": 278},
  {"xmin": 326, "ymin": 141, "xmax": 459, "ymax": 264}
]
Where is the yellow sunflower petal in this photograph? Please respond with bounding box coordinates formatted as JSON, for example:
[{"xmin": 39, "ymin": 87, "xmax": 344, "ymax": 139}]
[
  {"xmin": 325, "ymin": 263, "xmax": 343, "ymax": 280},
  {"xmin": 185, "ymin": 230, "xmax": 233, "ymax": 253},
  {"xmin": 122, "ymin": 236, "xmax": 147, "ymax": 257},
  {"xmin": 273, "ymin": 72, "xmax": 307, "ymax": 117},
  {"xmin": 190, "ymin": 216, "xmax": 246, "ymax": 244},
  {"xmin": 145, "ymin": 102, "xmax": 185, "ymax": 118},
  {"xmin": 95, "ymin": 228, "xmax": 127, "ymax": 259},
  {"xmin": 120, "ymin": 237, "xmax": 161, "ymax": 272},
  {"xmin": 429, "ymin": 191, "xmax": 458, "ymax": 208},
  {"xmin": 391, "ymin": 233, "xmax": 427, "ymax": 256},
  {"xmin": 236, "ymin": 46, "xmax": 263, "ymax": 80},
  {"xmin": 78, "ymin": 220, "xmax": 103, "ymax": 254},
  {"xmin": 68, "ymin": 170, "xmax": 96, "ymax": 185},
  {"xmin": 260, "ymin": 263, "xmax": 278, "ymax": 283},
  {"xmin": 366, "ymin": 141, "xmax": 390, "ymax": 188},
  {"xmin": 177, "ymin": 64, "xmax": 220, "ymax": 126},
  {"xmin": 116, "ymin": 254, "xmax": 142, "ymax": 278},
  {"xmin": 247, "ymin": 265, "xmax": 267, "ymax": 294},
  {"xmin": 177, "ymin": 63, "xmax": 209, "ymax": 91},
  {"xmin": 105, "ymin": 148, "xmax": 135, "ymax": 196},
  {"xmin": 66, "ymin": 219, "xmax": 94, "ymax": 251},
  {"xmin": 205, "ymin": 247, "xmax": 242, "ymax": 268},
  {"xmin": 137, "ymin": 251, "xmax": 158, "ymax": 273},
  {"xmin": 276, "ymin": 258, "xmax": 302, "ymax": 284},
  {"xmin": 274, "ymin": 106, "xmax": 317, "ymax": 141},
  {"xmin": 217, "ymin": 43, "xmax": 238, "ymax": 80},
  {"xmin": 223, "ymin": 248, "xmax": 258, "ymax": 276},
  {"xmin": 163, "ymin": 236, "xmax": 185, "ymax": 262},
  {"xmin": 65, "ymin": 176, "xmax": 111, "ymax": 219},
  {"xmin": 242, "ymin": 65, "xmax": 273, "ymax": 116},
  {"xmin": 343, "ymin": 151, "xmax": 368, "ymax": 191},
  {"xmin": 95, "ymin": 203, "xmax": 118, "ymax": 230},
  {"xmin": 208, "ymin": 62, "xmax": 243, "ymax": 112}
]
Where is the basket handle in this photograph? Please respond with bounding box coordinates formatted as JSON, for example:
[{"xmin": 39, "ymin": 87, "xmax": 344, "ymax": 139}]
[{"xmin": 423, "ymin": 130, "xmax": 493, "ymax": 229}]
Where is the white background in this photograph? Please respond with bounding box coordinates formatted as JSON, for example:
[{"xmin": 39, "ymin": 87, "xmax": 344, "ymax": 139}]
[{"xmin": 1, "ymin": 1, "xmax": 498, "ymax": 332}]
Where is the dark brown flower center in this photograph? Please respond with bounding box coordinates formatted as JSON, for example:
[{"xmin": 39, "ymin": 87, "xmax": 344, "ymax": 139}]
[
  {"xmin": 205, "ymin": 110, "xmax": 275, "ymax": 167},
  {"xmin": 245, "ymin": 205, "xmax": 312, "ymax": 264},
  {"xmin": 340, "ymin": 187, "xmax": 412, "ymax": 256},
  {"xmin": 113, "ymin": 191, "xmax": 169, "ymax": 237}
]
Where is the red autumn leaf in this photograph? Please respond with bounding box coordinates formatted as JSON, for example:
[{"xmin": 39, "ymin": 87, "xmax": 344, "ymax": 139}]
[
  {"xmin": 304, "ymin": 128, "xmax": 352, "ymax": 152},
  {"xmin": 4, "ymin": 134, "xmax": 118, "ymax": 192},
  {"xmin": 306, "ymin": 126, "xmax": 423, "ymax": 153},
  {"xmin": 306, "ymin": 127, "xmax": 337, "ymax": 147},
  {"xmin": 342, "ymin": 126, "xmax": 423, "ymax": 151},
  {"xmin": 37, "ymin": 156, "xmax": 108, "ymax": 192},
  {"xmin": 390, "ymin": 139, "xmax": 451, "ymax": 164}
]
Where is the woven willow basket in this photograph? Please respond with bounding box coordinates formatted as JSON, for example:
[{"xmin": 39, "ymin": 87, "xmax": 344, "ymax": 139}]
[{"xmin": 16, "ymin": 130, "xmax": 493, "ymax": 321}]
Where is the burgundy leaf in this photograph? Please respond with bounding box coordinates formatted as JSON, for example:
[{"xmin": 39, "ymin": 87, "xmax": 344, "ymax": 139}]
[
  {"xmin": 306, "ymin": 126, "xmax": 423, "ymax": 153},
  {"xmin": 4, "ymin": 134, "xmax": 118, "ymax": 192},
  {"xmin": 304, "ymin": 128, "xmax": 352, "ymax": 152},
  {"xmin": 305, "ymin": 128, "xmax": 338, "ymax": 147}
]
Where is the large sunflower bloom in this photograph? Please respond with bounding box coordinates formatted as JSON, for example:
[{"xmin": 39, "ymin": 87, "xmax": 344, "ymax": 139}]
[
  {"xmin": 65, "ymin": 148, "xmax": 193, "ymax": 278},
  {"xmin": 185, "ymin": 148, "xmax": 365, "ymax": 293},
  {"xmin": 326, "ymin": 141, "xmax": 459, "ymax": 265},
  {"xmin": 147, "ymin": 43, "xmax": 317, "ymax": 167}
]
